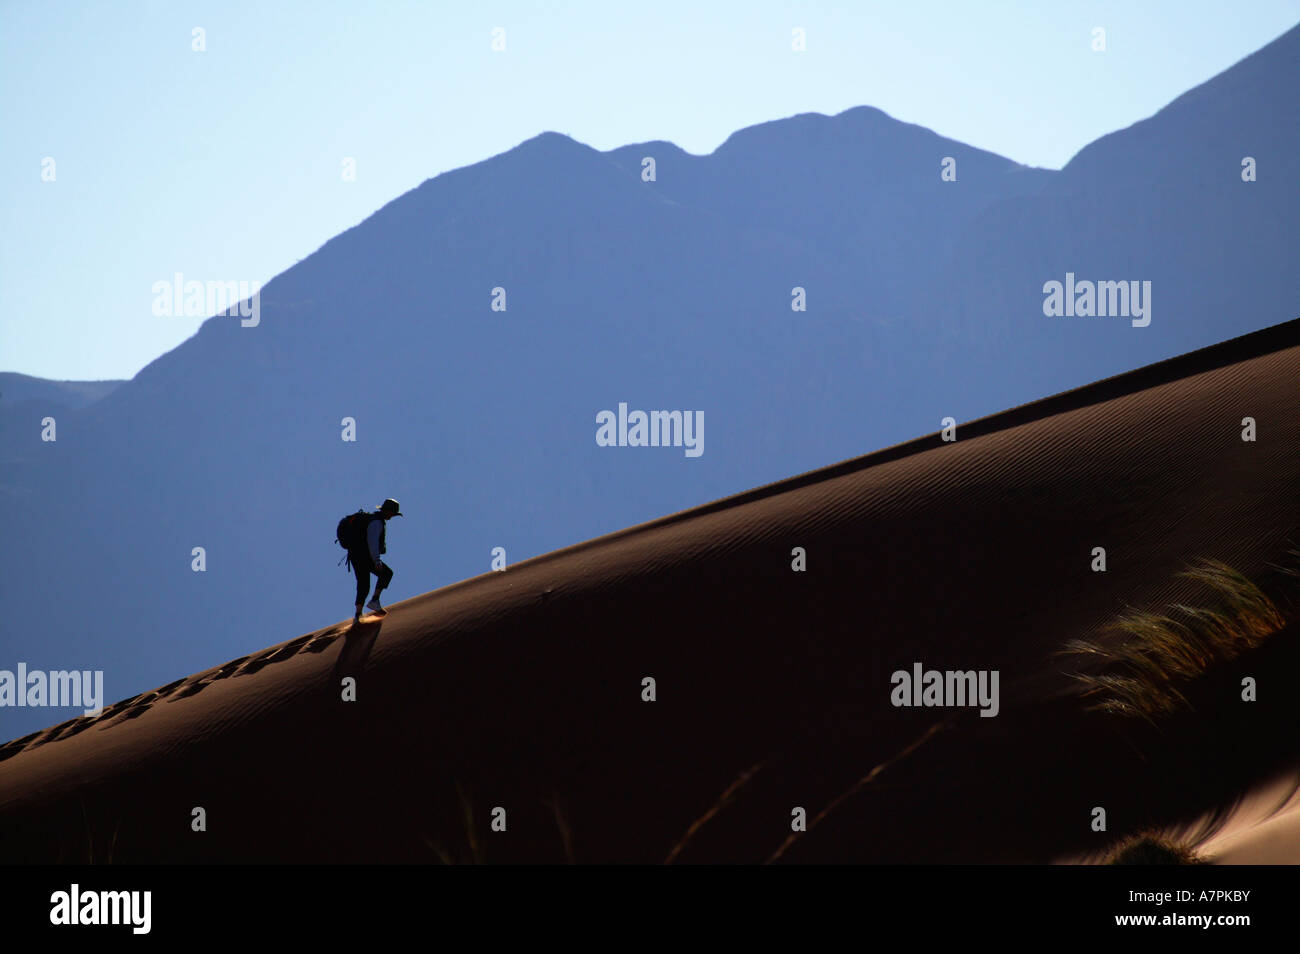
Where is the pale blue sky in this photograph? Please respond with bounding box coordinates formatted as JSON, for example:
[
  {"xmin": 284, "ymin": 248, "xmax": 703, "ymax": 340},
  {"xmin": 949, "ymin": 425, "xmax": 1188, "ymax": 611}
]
[{"xmin": 3, "ymin": 0, "xmax": 1297, "ymax": 380}]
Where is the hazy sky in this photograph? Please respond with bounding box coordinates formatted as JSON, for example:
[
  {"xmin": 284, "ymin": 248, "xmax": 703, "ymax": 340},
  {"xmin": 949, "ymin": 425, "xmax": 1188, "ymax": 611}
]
[{"xmin": 3, "ymin": 0, "xmax": 1297, "ymax": 380}]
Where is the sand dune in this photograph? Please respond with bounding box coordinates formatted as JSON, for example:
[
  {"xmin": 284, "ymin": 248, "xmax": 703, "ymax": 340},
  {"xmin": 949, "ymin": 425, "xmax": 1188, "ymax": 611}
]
[
  {"xmin": 1200, "ymin": 772, "xmax": 1300, "ymax": 865},
  {"xmin": 1, "ymin": 317, "xmax": 1297, "ymax": 863}
]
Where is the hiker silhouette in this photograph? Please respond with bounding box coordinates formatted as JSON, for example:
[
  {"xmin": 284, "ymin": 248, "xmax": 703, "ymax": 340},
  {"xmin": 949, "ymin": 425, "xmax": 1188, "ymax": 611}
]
[{"xmin": 340, "ymin": 498, "xmax": 401, "ymax": 621}]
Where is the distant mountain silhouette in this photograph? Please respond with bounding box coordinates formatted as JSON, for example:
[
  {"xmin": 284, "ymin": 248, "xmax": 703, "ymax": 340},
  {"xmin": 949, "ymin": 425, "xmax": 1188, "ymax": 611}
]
[
  {"xmin": 0, "ymin": 373, "xmax": 122, "ymax": 411},
  {"xmin": 920, "ymin": 23, "xmax": 1300, "ymax": 414},
  {"xmin": 0, "ymin": 23, "xmax": 1295, "ymax": 739}
]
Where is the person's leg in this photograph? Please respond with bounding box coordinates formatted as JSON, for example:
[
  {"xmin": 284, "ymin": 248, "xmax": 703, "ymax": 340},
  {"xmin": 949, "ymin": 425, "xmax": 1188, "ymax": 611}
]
[
  {"xmin": 353, "ymin": 555, "xmax": 370, "ymax": 615},
  {"xmin": 373, "ymin": 562, "xmax": 393, "ymax": 598},
  {"xmin": 366, "ymin": 562, "xmax": 394, "ymax": 614}
]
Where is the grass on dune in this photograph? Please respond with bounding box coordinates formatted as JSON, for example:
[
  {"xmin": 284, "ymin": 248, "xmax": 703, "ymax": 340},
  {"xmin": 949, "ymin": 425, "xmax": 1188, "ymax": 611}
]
[
  {"xmin": 1059, "ymin": 552, "xmax": 1298, "ymax": 724},
  {"xmin": 1105, "ymin": 832, "xmax": 1205, "ymax": 865}
]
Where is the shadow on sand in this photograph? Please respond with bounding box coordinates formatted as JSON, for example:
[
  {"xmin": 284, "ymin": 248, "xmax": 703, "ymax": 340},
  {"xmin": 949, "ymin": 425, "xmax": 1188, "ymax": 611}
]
[{"xmin": 332, "ymin": 617, "xmax": 383, "ymax": 683}]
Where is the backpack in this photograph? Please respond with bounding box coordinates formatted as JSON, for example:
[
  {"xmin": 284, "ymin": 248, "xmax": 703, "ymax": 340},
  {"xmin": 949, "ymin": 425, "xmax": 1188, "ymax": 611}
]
[{"xmin": 335, "ymin": 510, "xmax": 374, "ymax": 569}]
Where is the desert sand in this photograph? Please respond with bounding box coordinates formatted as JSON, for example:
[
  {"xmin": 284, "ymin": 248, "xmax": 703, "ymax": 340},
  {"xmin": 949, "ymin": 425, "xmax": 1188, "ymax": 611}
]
[{"xmin": 1, "ymin": 318, "xmax": 1297, "ymax": 863}]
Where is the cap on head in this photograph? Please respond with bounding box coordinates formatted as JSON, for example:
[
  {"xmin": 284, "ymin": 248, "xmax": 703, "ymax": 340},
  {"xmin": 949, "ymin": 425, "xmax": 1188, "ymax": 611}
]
[{"xmin": 379, "ymin": 498, "xmax": 402, "ymax": 517}]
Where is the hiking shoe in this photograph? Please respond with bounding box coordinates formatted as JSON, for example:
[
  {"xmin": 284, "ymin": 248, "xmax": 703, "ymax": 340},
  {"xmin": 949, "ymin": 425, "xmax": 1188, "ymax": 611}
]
[{"xmin": 365, "ymin": 598, "xmax": 387, "ymax": 616}]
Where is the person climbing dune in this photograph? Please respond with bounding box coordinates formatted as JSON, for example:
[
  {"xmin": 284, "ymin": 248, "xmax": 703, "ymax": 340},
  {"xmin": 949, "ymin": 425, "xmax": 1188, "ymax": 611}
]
[{"xmin": 336, "ymin": 498, "xmax": 402, "ymax": 622}]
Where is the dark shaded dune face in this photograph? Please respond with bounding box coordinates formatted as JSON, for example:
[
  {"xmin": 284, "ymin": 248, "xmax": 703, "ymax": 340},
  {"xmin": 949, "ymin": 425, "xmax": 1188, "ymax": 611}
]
[{"xmin": 0, "ymin": 322, "xmax": 1297, "ymax": 863}]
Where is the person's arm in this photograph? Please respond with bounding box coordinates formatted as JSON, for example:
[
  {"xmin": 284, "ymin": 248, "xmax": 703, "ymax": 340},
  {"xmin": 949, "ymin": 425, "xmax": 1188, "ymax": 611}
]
[{"xmin": 367, "ymin": 518, "xmax": 383, "ymax": 564}]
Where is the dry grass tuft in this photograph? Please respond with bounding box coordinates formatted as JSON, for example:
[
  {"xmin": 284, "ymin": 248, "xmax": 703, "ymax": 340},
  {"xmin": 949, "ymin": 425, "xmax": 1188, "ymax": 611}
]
[
  {"xmin": 1059, "ymin": 554, "xmax": 1296, "ymax": 724},
  {"xmin": 1106, "ymin": 832, "xmax": 1205, "ymax": 865}
]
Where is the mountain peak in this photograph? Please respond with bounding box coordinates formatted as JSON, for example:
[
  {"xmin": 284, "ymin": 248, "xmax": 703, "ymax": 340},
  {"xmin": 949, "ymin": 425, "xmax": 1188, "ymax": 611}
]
[
  {"xmin": 514, "ymin": 130, "xmax": 597, "ymax": 156},
  {"xmin": 1060, "ymin": 21, "xmax": 1300, "ymax": 185}
]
